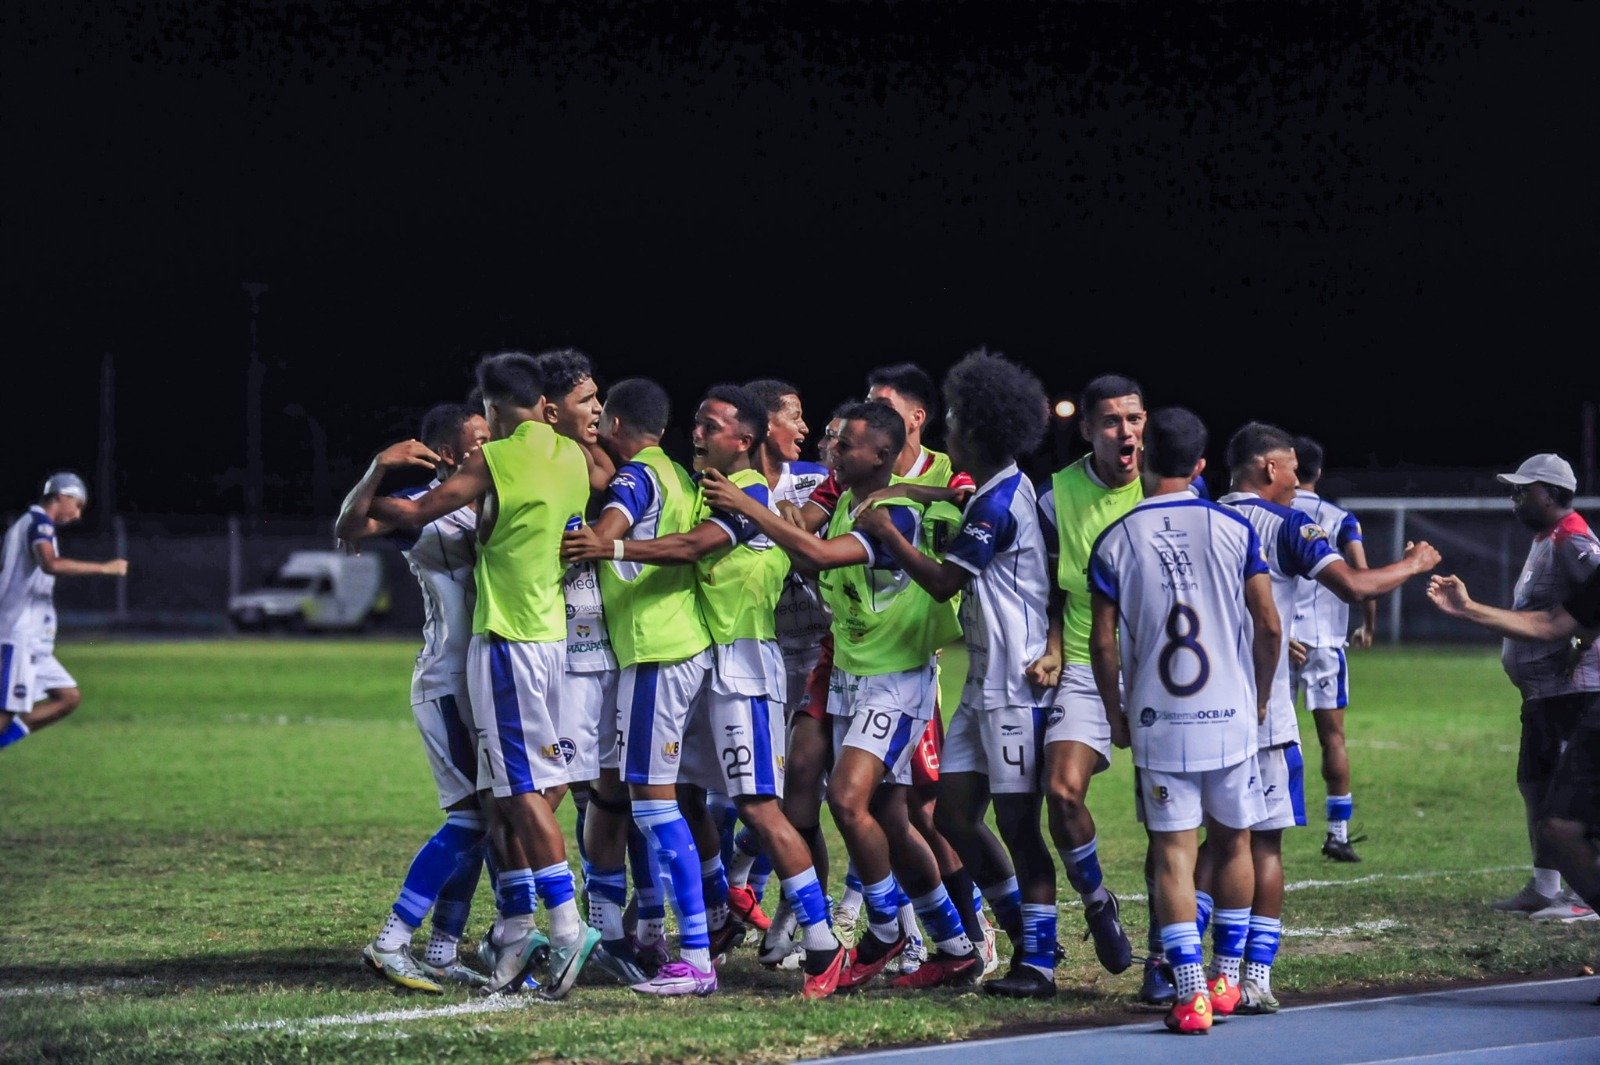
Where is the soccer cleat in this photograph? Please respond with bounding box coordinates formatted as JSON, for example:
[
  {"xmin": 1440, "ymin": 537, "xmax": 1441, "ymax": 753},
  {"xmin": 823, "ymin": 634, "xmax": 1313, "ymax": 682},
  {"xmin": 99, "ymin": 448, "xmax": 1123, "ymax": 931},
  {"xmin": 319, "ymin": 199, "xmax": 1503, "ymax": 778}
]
[
  {"xmin": 1136, "ymin": 955, "xmax": 1178, "ymax": 1010},
  {"xmin": 1237, "ymin": 977, "xmax": 1280, "ymax": 1014},
  {"xmin": 833, "ymin": 898, "xmax": 861, "ymax": 946},
  {"xmin": 889, "ymin": 949, "xmax": 981, "ymax": 989},
  {"xmin": 542, "ymin": 926, "xmax": 603, "ymax": 1001},
  {"xmin": 1082, "ymin": 891, "xmax": 1134, "ymax": 974},
  {"xmin": 486, "ymin": 927, "xmax": 553, "ymax": 994},
  {"xmin": 631, "ymin": 935, "xmax": 670, "ymax": 978},
  {"xmin": 980, "ymin": 923, "xmax": 1000, "ymax": 976},
  {"xmin": 758, "ymin": 911, "xmax": 800, "ymax": 967},
  {"xmin": 982, "ymin": 961, "xmax": 1057, "ymax": 999},
  {"xmin": 836, "ymin": 933, "xmax": 906, "ymax": 991},
  {"xmin": 1490, "ymin": 878, "xmax": 1556, "ymax": 914},
  {"xmin": 416, "ymin": 956, "xmax": 491, "ymax": 989},
  {"xmin": 727, "ymin": 884, "xmax": 772, "ymax": 931},
  {"xmin": 895, "ymin": 930, "xmax": 926, "ymax": 975},
  {"xmin": 801, "ymin": 944, "xmax": 847, "ymax": 1000},
  {"xmin": 1321, "ymin": 833, "xmax": 1362, "ymax": 863},
  {"xmin": 1529, "ymin": 890, "xmax": 1598, "ymax": 923},
  {"xmin": 1165, "ymin": 991, "xmax": 1213, "ymax": 1034},
  {"xmin": 630, "ymin": 959, "xmax": 719, "ymax": 996},
  {"xmin": 709, "ymin": 917, "xmax": 748, "ymax": 962},
  {"xmin": 589, "ymin": 938, "xmax": 650, "ymax": 985},
  {"xmin": 1207, "ymin": 972, "xmax": 1241, "ymax": 1016},
  {"xmin": 362, "ymin": 941, "xmax": 444, "ymax": 994}
]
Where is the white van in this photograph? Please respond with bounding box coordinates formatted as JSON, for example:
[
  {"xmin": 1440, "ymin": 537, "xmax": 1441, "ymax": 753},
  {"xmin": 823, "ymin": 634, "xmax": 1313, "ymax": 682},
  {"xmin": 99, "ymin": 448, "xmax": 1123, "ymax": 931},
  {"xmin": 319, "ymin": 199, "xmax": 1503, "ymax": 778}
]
[{"xmin": 228, "ymin": 550, "xmax": 389, "ymax": 632}]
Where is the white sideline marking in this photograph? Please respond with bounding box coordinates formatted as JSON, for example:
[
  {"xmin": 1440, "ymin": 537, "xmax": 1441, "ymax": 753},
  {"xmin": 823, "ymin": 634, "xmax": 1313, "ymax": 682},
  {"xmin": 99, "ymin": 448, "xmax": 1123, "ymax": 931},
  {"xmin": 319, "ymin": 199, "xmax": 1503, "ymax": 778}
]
[
  {"xmin": 219, "ymin": 714, "xmax": 407, "ymax": 728},
  {"xmin": 1348, "ymin": 738, "xmax": 1517, "ymax": 755},
  {"xmin": 1284, "ymin": 918, "xmax": 1397, "ymax": 937},
  {"xmin": 228, "ymin": 994, "xmax": 548, "ymax": 1032}
]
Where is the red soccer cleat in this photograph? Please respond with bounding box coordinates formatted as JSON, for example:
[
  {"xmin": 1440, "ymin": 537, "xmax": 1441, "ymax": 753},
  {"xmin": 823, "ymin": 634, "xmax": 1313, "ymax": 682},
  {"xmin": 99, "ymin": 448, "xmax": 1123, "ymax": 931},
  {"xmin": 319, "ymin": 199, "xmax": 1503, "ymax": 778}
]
[
  {"xmin": 727, "ymin": 884, "xmax": 772, "ymax": 931},
  {"xmin": 1208, "ymin": 972, "xmax": 1241, "ymax": 1016},
  {"xmin": 1165, "ymin": 991, "xmax": 1213, "ymax": 1034},
  {"xmin": 888, "ymin": 949, "xmax": 980, "ymax": 989},
  {"xmin": 801, "ymin": 944, "xmax": 847, "ymax": 1000},
  {"xmin": 836, "ymin": 933, "xmax": 906, "ymax": 991}
]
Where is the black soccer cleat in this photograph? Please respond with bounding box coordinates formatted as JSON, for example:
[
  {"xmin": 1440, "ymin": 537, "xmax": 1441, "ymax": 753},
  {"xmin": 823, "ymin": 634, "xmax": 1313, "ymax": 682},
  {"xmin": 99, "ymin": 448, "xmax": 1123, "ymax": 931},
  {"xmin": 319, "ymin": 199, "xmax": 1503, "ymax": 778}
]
[{"xmin": 1322, "ymin": 833, "xmax": 1363, "ymax": 863}]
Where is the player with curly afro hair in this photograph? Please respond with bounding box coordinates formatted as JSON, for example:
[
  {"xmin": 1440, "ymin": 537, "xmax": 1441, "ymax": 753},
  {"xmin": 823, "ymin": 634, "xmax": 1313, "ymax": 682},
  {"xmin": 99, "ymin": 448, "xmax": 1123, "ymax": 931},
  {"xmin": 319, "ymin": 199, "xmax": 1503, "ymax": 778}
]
[{"xmin": 940, "ymin": 348, "xmax": 1049, "ymax": 473}]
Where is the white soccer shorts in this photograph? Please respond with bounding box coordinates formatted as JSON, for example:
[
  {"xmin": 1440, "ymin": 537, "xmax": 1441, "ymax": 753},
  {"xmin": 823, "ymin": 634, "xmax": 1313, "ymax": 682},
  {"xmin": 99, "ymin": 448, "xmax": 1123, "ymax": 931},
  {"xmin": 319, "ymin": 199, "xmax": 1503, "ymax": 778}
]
[
  {"xmin": 411, "ymin": 688, "xmax": 479, "ymax": 809},
  {"xmin": 941, "ymin": 701, "xmax": 1052, "ymax": 794},
  {"xmin": 614, "ymin": 649, "xmax": 713, "ymax": 786},
  {"xmin": 562, "ymin": 668, "xmax": 617, "ymax": 781},
  {"xmin": 1293, "ymin": 646, "xmax": 1349, "ymax": 712},
  {"xmin": 466, "ymin": 634, "xmax": 572, "ymax": 798},
  {"xmin": 1252, "ymin": 742, "xmax": 1307, "ymax": 831},
  {"xmin": 828, "ymin": 662, "xmax": 936, "ymax": 786},
  {"xmin": 1, "ymin": 638, "xmax": 39, "ymax": 713},
  {"xmin": 1135, "ymin": 754, "xmax": 1267, "ymax": 832},
  {"xmin": 1043, "ymin": 664, "xmax": 1114, "ymax": 770},
  {"xmin": 680, "ymin": 687, "xmax": 787, "ymax": 799}
]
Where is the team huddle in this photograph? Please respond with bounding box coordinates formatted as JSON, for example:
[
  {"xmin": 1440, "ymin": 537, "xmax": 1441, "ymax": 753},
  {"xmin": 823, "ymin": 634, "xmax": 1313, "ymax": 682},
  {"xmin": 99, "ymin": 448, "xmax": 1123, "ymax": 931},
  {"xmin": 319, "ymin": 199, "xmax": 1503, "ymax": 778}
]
[{"xmin": 330, "ymin": 348, "xmax": 1444, "ymax": 1032}]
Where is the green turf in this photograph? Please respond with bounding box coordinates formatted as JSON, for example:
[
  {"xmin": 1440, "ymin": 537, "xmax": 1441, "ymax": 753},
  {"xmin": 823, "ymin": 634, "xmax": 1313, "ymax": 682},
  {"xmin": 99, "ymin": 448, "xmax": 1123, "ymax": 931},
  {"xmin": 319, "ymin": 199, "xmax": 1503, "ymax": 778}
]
[{"xmin": 0, "ymin": 640, "xmax": 1594, "ymax": 1063}]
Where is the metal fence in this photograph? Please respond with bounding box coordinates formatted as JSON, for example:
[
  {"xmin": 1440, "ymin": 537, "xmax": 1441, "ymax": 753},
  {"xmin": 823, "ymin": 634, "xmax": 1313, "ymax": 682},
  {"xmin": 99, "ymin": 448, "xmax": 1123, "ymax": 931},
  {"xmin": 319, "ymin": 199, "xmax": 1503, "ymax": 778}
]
[{"xmin": 28, "ymin": 496, "xmax": 1600, "ymax": 641}]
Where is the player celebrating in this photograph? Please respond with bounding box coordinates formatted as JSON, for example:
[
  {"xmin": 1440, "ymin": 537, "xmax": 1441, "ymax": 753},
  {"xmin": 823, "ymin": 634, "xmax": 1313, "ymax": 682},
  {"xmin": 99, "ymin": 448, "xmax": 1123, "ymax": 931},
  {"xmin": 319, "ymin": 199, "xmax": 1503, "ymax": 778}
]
[
  {"xmin": 702, "ymin": 400, "xmax": 980, "ymax": 990},
  {"xmin": 1210, "ymin": 421, "xmax": 1440, "ymax": 1014},
  {"xmin": 1287, "ymin": 436, "xmax": 1377, "ymax": 863},
  {"xmin": 1088, "ymin": 406, "xmax": 1279, "ymax": 1035},
  {"xmin": 578, "ymin": 377, "xmax": 721, "ymax": 995},
  {"xmin": 565, "ymin": 384, "xmax": 847, "ymax": 998},
  {"xmin": 852, "ymin": 350, "xmax": 1063, "ymax": 998},
  {"xmin": 1034, "ymin": 375, "xmax": 1145, "ymax": 995},
  {"xmin": 368, "ymin": 352, "xmax": 601, "ymax": 999},
  {"xmin": 0, "ymin": 473, "xmax": 128, "ymax": 753},
  {"xmin": 336, "ymin": 403, "xmax": 495, "ymax": 993}
]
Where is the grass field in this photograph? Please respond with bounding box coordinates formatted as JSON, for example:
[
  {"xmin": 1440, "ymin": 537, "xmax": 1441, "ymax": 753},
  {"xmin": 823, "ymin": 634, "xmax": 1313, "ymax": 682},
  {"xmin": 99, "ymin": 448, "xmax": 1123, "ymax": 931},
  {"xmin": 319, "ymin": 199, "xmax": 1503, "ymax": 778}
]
[{"xmin": 1, "ymin": 639, "xmax": 1596, "ymax": 1063}]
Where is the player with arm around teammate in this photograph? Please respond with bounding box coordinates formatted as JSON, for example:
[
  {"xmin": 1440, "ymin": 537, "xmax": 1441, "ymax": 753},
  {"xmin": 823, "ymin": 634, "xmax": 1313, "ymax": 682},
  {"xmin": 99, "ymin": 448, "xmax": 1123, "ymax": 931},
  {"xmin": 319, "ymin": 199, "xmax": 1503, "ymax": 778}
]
[
  {"xmin": 1088, "ymin": 406, "xmax": 1279, "ymax": 1035},
  {"xmin": 336, "ymin": 403, "xmax": 499, "ymax": 993},
  {"xmin": 0, "ymin": 473, "xmax": 128, "ymax": 753},
  {"xmin": 367, "ymin": 352, "xmax": 602, "ymax": 999}
]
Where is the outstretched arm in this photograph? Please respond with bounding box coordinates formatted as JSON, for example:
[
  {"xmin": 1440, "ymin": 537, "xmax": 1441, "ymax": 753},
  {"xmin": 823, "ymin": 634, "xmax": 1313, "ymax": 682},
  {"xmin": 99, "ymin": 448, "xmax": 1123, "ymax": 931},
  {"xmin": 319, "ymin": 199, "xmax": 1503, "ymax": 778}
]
[
  {"xmin": 700, "ymin": 469, "xmax": 866, "ymax": 570},
  {"xmin": 851, "ymin": 504, "xmax": 969, "ymax": 602},
  {"xmin": 563, "ymin": 519, "xmax": 730, "ymax": 566},
  {"xmin": 1344, "ymin": 539, "xmax": 1378, "ymax": 647},
  {"xmin": 1316, "ymin": 540, "xmax": 1441, "ymax": 604},
  {"xmin": 1427, "ymin": 574, "xmax": 1580, "ymax": 642},
  {"xmin": 34, "ymin": 540, "xmax": 126, "ymax": 578}
]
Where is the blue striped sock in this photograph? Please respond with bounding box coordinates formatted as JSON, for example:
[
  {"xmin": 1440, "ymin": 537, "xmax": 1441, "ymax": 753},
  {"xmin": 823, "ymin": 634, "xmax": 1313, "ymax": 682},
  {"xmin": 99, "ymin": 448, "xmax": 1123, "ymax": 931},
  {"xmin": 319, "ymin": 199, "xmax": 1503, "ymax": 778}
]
[
  {"xmin": 391, "ymin": 812, "xmax": 486, "ymax": 927},
  {"xmin": 1161, "ymin": 922, "xmax": 1206, "ymax": 998},
  {"xmin": 1210, "ymin": 908, "xmax": 1250, "ymax": 981},
  {"xmin": 430, "ymin": 832, "xmax": 485, "ymax": 938},
  {"xmin": 500, "ymin": 868, "xmax": 537, "ymax": 918},
  {"xmin": 1246, "ymin": 915, "xmax": 1283, "ymax": 967},
  {"xmin": 1195, "ymin": 890, "xmax": 1214, "ymax": 939},
  {"xmin": 626, "ymin": 822, "xmax": 666, "ymax": 921},
  {"xmin": 1021, "ymin": 902, "xmax": 1057, "ymax": 971},
  {"xmin": 0, "ymin": 719, "xmax": 29, "ymax": 749},
  {"xmin": 1063, "ymin": 837, "xmax": 1104, "ymax": 896},
  {"xmin": 862, "ymin": 874, "xmax": 902, "ymax": 941},
  {"xmin": 911, "ymin": 886, "xmax": 971, "ymax": 954},
  {"xmin": 982, "ymin": 876, "xmax": 1023, "ymax": 942},
  {"xmin": 633, "ymin": 799, "xmax": 709, "ymax": 950}
]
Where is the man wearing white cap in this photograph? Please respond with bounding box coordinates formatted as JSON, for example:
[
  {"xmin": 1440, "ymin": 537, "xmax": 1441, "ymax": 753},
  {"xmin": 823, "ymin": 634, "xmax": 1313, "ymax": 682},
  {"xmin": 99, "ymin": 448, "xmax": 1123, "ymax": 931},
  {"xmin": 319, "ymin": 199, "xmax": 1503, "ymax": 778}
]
[
  {"xmin": 1485, "ymin": 453, "xmax": 1600, "ymax": 922},
  {"xmin": 0, "ymin": 473, "xmax": 129, "ymax": 751}
]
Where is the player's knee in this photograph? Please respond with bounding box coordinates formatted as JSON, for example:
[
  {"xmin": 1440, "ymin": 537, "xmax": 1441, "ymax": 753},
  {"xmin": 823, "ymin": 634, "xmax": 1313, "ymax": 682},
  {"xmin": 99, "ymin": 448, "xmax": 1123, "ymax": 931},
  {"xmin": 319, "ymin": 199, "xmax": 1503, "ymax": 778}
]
[
  {"xmin": 1045, "ymin": 778, "xmax": 1087, "ymax": 820},
  {"xmin": 55, "ymin": 688, "xmax": 82, "ymax": 716}
]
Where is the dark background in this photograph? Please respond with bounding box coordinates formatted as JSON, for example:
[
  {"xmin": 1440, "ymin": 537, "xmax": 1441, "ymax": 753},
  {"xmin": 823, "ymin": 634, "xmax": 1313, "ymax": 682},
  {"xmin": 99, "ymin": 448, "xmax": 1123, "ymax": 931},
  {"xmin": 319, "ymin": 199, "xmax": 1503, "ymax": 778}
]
[{"xmin": 5, "ymin": 1, "xmax": 1597, "ymax": 522}]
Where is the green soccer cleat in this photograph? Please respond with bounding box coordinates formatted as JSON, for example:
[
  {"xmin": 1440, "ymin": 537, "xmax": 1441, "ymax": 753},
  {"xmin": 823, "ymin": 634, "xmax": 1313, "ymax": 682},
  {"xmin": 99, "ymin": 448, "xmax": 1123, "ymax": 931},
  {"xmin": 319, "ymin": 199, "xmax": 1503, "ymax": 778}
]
[{"xmin": 542, "ymin": 925, "xmax": 603, "ymax": 1001}]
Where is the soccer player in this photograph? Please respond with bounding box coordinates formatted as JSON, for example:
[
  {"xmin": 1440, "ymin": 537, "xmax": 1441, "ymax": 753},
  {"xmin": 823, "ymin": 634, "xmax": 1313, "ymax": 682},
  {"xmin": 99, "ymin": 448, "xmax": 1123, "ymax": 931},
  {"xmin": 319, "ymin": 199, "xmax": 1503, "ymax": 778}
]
[
  {"xmin": 1287, "ymin": 437, "xmax": 1377, "ymax": 863},
  {"xmin": 1427, "ymin": 570, "xmax": 1600, "ymax": 922},
  {"xmin": 0, "ymin": 473, "xmax": 128, "ymax": 753},
  {"xmin": 565, "ymin": 384, "xmax": 847, "ymax": 998},
  {"xmin": 701, "ymin": 400, "xmax": 981, "ymax": 990},
  {"xmin": 1034, "ymin": 374, "xmax": 1147, "ymax": 996},
  {"xmin": 1471, "ymin": 453, "xmax": 1599, "ymax": 921},
  {"xmin": 1088, "ymin": 406, "xmax": 1279, "ymax": 1035},
  {"xmin": 336, "ymin": 403, "xmax": 496, "ymax": 993},
  {"xmin": 1209, "ymin": 422, "xmax": 1440, "ymax": 1013},
  {"xmin": 852, "ymin": 350, "xmax": 1063, "ymax": 998},
  {"xmin": 367, "ymin": 352, "xmax": 602, "ymax": 999},
  {"xmin": 576, "ymin": 377, "xmax": 721, "ymax": 995}
]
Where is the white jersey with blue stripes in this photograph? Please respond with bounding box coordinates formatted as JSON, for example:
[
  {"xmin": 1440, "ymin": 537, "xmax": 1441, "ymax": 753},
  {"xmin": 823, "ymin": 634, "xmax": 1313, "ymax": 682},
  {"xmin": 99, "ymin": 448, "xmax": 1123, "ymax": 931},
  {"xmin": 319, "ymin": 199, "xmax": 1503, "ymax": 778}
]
[
  {"xmin": 1089, "ymin": 491, "xmax": 1269, "ymax": 772},
  {"xmin": 771, "ymin": 461, "xmax": 831, "ymax": 652},
  {"xmin": 1290, "ymin": 489, "xmax": 1363, "ymax": 648},
  {"xmin": 387, "ymin": 482, "xmax": 478, "ymax": 703},
  {"xmin": 0, "ymin": 506, "xmax": 58, "ymax": 640},
  {"xmin": 1218, "ymin": 491, "xmax": 1341, "ymax": 749},
  {"xmin": 944, "ymin": 463, "xmax": 1050, "ymax": 711}
]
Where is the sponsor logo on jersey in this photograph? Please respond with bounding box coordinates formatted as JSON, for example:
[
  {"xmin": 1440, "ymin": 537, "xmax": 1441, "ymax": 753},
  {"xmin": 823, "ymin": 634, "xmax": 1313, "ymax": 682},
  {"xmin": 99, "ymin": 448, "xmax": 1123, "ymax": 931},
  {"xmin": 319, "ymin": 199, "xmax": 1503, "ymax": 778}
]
[
  {"xmin": 558, "ymin": 738, "xmax": 577, "ymax": 765},
  {"xmin": 539, "ymin": 742, "xmax": 565, "ymax": 763},
  {"xmin": 1300, "ymin": 523, "xmax": 1327, "ymax": 542},
  {"xmin": 1000, "ymin": 723, "xmax": 1022, "ymax": 736},
  {"xmin": 1140, "ymin": 707, "xmax": 1158, "ymax": 727},
  {"xmin": 962, "ymin": 521, "xmax": 994, "ymax": 545},
  {"xmin": 1148, "ymin": 784, "xmax": 1171, "ymax": 806},
  {"xmin": 661, "ymin": 741, "xmax": 680, "ymax": 762},
  {"xmin": 575, "ymin": 623, "xmax": 591, "ymax": 638},
  {"xmin": 723, "ymin": 724, "xmax": 744, "ymax": 736},
  {"xmin": 1047, "ymin": 706, "xmax": 1065, "ymax": 727}
]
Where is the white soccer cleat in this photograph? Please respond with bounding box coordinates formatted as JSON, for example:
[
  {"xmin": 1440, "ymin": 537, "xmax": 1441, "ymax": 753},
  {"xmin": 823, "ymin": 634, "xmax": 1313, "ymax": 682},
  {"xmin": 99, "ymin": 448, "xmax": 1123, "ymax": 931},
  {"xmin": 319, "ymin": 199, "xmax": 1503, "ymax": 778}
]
[
  {"xmin": 417, "ymin": 955, "xmax": 491, "ymax": 989},
  {"xmin": 1528, "ymin": 889, "xmax": 1598, "ymax": 923},
  {"xmin": 361, "ymin": 941, "xmax": 444, "ymax": 994}
]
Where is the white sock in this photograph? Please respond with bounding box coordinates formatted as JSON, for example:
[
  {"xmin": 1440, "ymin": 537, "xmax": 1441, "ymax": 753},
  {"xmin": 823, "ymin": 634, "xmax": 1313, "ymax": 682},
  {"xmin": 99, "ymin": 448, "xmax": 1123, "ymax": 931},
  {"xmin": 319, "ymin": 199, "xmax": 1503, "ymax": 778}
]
[
  {"xmin": 1533, "ymin": 868, "xmax": 1562, "ymax": 896},
  {"xmin": 682, "ymin": 946, "xmax": 712, "ymax": 971},
  {"xmin": 547, "ymin": 899, "xmax": 581, "ymax": 947},
  {"xmin": 423, "ymin": 930, "xmax": 459, "ymax": 967},
  {"xmin": 1245, "ymin": 960, "xmax": 1272, "ymax": 993},
  {"xmin": 375, "ymin": 911, "xmax": 415, "ymax": 952}
]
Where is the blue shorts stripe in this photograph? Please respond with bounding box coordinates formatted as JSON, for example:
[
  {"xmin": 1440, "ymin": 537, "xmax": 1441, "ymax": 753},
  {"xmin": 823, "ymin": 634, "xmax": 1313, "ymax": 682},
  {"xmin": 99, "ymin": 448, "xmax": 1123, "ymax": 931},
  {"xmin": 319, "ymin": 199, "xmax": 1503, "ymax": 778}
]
[
  {"xmin": 626, "ymin": 664, "xmax": 660, "ymax": 783},
  {"xmin": 1285, "ymin": 743, "xmax": 1307, "ymax": 826},
  {"xmin": 489, "ymin": 637, "xmax": 535, "ymax": 793},
  {"xmin": 882, "ymin": 713, "xmax": 917, "ymax": 771},
  {"xmin": 1335, "ymin": 649, "xmax": 1349, "ymax": 708},
  {"xmin": 438, "ymin": 692, "xmax": 476, "ymax": 781},
  {"xmin": 0, "ymin": 644, "xmax": 13, "ymax": 705},
  {"xmin": 750, "ymin": 696, "xmax": 776, "ymax": 795}
]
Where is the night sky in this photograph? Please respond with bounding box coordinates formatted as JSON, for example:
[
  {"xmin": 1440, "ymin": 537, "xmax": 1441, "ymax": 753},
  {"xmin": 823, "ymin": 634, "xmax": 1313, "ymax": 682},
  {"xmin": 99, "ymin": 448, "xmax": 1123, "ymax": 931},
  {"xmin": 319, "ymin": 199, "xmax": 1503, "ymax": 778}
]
[{"xmin": 5, "ymin": 2, "xmax": 1596, "ymax": 518}]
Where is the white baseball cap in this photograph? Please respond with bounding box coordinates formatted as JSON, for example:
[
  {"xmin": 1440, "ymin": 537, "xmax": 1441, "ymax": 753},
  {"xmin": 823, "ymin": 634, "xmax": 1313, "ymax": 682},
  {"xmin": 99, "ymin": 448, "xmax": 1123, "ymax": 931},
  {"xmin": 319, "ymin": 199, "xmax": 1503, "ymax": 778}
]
[
  {"xmin": 42, "ymin": 472, "xmax": 88, "ymax": 502},
  {"xmin": 1496, "ymin": 453, "xmax": 1577, "ymax": 492}
]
